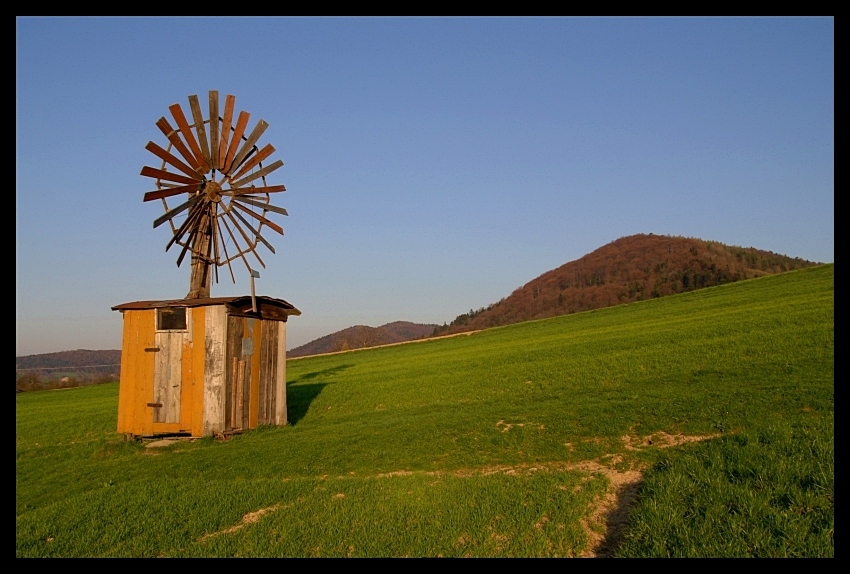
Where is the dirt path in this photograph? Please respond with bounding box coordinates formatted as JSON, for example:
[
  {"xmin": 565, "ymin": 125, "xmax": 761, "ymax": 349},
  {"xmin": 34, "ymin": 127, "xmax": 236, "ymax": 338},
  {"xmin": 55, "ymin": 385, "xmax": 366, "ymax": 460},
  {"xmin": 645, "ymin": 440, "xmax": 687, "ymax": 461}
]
[{"xmin": 195, "ymin": 431, "xmax": 718, "ymax": 556}]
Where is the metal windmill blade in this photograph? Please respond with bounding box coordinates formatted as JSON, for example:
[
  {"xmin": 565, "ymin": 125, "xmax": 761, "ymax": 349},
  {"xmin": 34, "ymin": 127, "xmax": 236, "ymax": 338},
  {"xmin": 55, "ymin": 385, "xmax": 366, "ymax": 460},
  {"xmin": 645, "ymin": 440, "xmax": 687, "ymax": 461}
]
[{"xmin": 140, "ymin": 91, "xmax": 287, "ymax": 299}]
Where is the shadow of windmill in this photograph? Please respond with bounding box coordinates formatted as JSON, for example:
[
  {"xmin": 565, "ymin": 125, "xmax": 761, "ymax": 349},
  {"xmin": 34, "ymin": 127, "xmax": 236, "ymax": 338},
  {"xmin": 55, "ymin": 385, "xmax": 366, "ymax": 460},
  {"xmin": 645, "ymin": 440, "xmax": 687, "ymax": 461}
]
[{"xmin": 286, "ymin": 364, "xmax": 354, "ymax": 425}]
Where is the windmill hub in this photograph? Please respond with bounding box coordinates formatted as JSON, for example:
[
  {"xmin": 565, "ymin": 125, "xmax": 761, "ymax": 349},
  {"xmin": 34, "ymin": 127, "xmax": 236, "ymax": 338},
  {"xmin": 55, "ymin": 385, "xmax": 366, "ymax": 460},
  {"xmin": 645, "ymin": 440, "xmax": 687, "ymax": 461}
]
[{"xmin": 204, "ymin": 180, "xmax": 223, "ymax": 203}]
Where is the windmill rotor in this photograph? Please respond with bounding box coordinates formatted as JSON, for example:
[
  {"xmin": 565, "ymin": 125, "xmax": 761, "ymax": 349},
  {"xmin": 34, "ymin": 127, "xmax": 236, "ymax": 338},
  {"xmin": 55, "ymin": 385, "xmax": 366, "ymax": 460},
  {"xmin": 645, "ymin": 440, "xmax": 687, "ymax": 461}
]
[{"xmin": 140, "ymin": 91, "xmax": 287, "ymax": 298}]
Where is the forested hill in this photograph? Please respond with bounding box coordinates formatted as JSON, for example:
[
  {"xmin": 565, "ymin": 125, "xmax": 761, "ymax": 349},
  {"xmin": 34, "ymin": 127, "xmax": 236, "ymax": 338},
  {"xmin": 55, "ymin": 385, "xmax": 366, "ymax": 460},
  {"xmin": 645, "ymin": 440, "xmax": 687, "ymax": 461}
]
[
  {"xmin": 433, "ymin": 234, "xmax": 819, "ymax": 336},
  {"xmin": 16, "ymin": 349, "xmax": 121, "ymax": 373},
  {"xmin": 288, "ymin": 321, "xmax": 437, "ymax": 358}
]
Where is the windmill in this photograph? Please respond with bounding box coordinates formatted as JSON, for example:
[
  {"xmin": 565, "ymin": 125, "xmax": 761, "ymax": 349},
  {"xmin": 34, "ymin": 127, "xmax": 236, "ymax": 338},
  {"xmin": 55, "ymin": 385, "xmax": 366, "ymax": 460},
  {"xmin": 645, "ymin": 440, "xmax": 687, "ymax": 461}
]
[
  {"xmin": 141, "ymin": 91, "xmax": 287, "ymax": 301},
  {"xmin": 112, "ymin": 91, "xmax": 299, "ymax": 439}
]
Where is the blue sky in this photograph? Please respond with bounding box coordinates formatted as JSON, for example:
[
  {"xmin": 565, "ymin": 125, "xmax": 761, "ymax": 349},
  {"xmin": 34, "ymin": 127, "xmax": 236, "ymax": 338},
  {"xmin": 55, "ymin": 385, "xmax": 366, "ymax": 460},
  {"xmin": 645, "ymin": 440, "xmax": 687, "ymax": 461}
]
[{"xmin": 16, "ymin": 17, "xmax": 834, "ymax": 355}]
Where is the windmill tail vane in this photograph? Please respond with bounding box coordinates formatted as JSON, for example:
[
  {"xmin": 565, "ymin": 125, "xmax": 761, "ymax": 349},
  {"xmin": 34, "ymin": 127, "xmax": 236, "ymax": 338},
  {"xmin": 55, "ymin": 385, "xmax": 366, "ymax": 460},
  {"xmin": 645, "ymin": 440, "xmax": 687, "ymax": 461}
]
[{"xmin": 140, "ymin": 91, "xmax": 287, "ymax": 299}]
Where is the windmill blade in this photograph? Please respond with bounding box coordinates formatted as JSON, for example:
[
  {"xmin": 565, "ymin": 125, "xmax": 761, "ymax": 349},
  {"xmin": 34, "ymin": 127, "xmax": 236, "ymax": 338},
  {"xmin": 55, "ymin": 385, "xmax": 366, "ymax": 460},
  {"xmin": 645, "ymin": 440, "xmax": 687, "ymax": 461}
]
[
  {"xmin": 221, "ymin": 212, "xmax": 259, "ymax": 272},
  {"xmin": 176, "ymin": 229, "xmax": 194, "ymax": 268},
  {"xmin": 145, "ymin": 142, "xmax": 202, "ymax": 179},
  {"xmin": 235, "ymin": 196, "xmax": 289, "ymax": 216},
  {"xmin": 188, "ymin": 95, "xmax": 212, "ymax": 169},
  {"xmin": 165, "ymin": 200, "xmax": 205, "ymax": 251},
  {"xmin": 143, "ymin": 183, "xmax": 201, "ymax": 202},
  {"xmin": 170, "ymin": 103, "xmax": 209, "ymax": 172},
  {"xmin": 223, "ymin": 111, "xmax": 250, "ymax": 173},
  {"xmin": 231, "ymin": 200, "xmax": 284, "ymax": 235},
  {"xmin": 229, "ymin": 119, "xmax": 269, "ymax": 174},
  {"xmin": 177, "ymin": 208, "xmax": 211, "ymax": 268},
  {"xmin": 141, "ymin": 166, "xmax": 201, "ymax": 186},
  {"xmin": 229, "ymin": 160, "xmax": 284, "ymax": 189},
  {"xmin": 209, "ymin": 91, "xmax": 220, "ymax": 171},
  {"xmin": 153, "ymin": 195, "xmax": 200, "ymax": 229},
  {"xmin": 230, "ymin": 184, "xmax": 286, "ymax": 196},
  {"xmin": 218, "ymin": 95, "xmax": 236, "ymax": 168},
  {"xmin": 230, "ymin": 204, "xmax": 277, "ymax": 254},
  {"xmin": 229, "ymin": 143, "xmax": 276, "ymax": 181},
  {"xmin": 225, "ymin": 209, "xmax": 266, "ymax": 269},
  {"xmin": 156, "ymin": 117, "xmax": 203, "ymax": 172},
  {"xmin": 215, "ymin": 216, "xmax": 238, "ymax": 283}
]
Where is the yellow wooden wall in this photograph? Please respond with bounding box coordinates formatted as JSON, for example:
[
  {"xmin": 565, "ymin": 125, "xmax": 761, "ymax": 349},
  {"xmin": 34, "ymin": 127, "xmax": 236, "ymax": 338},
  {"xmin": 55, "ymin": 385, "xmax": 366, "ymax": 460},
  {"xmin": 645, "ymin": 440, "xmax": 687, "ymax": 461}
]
[
  {"xmin": 116, "ymin": 306, "xmax": 287, "ymax": 438},
  {"xmin": 116, "ymin": 307, "xmax": 206, "ymax": 437}
]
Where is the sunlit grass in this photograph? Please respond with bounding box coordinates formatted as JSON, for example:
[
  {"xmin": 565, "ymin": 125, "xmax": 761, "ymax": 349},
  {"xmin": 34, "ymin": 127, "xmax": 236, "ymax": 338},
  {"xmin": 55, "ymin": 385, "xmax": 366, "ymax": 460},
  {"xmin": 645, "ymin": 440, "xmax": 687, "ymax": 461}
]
[{"xmin": 16, "ymin": 265, "xmax": 833, "ymax": 556}]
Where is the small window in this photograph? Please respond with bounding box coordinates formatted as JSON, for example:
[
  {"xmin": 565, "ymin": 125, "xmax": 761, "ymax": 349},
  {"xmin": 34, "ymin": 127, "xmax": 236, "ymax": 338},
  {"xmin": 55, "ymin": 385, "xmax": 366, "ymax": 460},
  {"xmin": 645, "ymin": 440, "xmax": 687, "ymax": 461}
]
[{"xmin": 157, "ymin": 307, "xmax": 187, "ymax": 331}]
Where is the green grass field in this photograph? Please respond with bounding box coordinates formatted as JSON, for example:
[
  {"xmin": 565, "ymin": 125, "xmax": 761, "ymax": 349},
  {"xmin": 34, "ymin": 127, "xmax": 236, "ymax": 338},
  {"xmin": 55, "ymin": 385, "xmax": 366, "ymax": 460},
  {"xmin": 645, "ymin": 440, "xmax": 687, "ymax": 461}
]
[{"xmin": 16, "ymin": 265, "xmax": 833, "ymax": 557}]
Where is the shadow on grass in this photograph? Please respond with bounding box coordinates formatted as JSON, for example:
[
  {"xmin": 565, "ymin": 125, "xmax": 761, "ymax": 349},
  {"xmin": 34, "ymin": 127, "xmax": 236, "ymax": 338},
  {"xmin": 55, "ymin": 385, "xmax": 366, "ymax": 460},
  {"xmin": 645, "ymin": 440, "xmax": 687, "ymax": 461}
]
[
  {"xmin": 287, "ymin": 365, "xmax": 354, "ymax": 425},
  {"xmin": 593, "ymin": 478, "xmax": 644, "ymax": 557},
  {"xmin": 287, "ymin": 383, "xmax": 328, "ymax": 425},
  {"xmin": 290, "ymin": 364, "xmax": 354, "ymax": 384}
]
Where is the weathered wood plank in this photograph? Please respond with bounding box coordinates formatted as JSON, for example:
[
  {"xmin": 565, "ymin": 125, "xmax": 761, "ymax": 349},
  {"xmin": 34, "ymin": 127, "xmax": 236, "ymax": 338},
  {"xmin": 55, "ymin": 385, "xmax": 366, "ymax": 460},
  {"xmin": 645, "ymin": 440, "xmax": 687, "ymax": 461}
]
[
  {"xmin": 143, "ymin": 184, "xmax": 201, "ymax": 203},
  {"xmin": 274, "ymin": 321, "xmax": 287, "ymax": 426},
  {"xmin": 153, "ymin": 194, "xmax": 200, "ymax": 229},
  {"xmin": 209, "ymin": 91, "xmax": 220, "ymax": 171},
  {"xmin": 116, "ymin": 311, "xmax": 134, "ymax": 433},
  {"xmin": 240, "ymin": 318, "xmax": 251, "ymax": 430},
  {"xmin": 225, "ymin": 315, "xmax": 244, "ymax": 431},
  {"xmin": 165, "ymin": 200, "xmax": 205, "ymax": 252},
  {"xmin": 169, "ymin": 102, "xmax": 209, "ymax": 172},
  {"xmin": 235, "ymin": 359, "xmax": 244, "ymax": 430},
  {"xmin": 231, "ymin": 201, "xmax": 284, "ymax": 235},
  {"xmin": 156, "ymin": 116, "xmax": 203, "ymax": 172},
  {"xmin": 153, "ymin": 330, "xmax": 166, "ymax": 423},
  {"xmin": 191, "ymin": 306, "xmax": 206, "ymax": 437},
  {"xmin": 145, "ymin": 141, "xmax": 203, "ymax": 179},
  {"xmin": 202, "ymin": 305, "xmax": 227, "ymax": 436},
  {"xmin": 235, "ymin": 196, "xmax": 288, "ymax": 217},
  {"xmin": 229, "ymin": 143, "xmax": 275, "ymax": 181},
  {"xmin": 139, "ymin": 310, "xmax": 157, "ymax": 436},
  {"xmin": 260, "ymin": 320, "xmax": 279, "ymax": 425},
  {"xmin": 250, "ymin": 317, "xmax": 261, "ymax": 429},
  {"xmin": 229, "ymin": 356, "xmax": 238, "ymax": 430},
  {"xmin": 223, "ymin": 111, "xmax": 250, "ymax": 173},
  {"xmin": 268, "ymin": 321, "xmax": 278, "ymax": 424},
  {"xmin": 229, "ymin": 159, "xmax": 284, "ymax": 189},
  {"xmin": 179, "ymin": 308, "xmax": 193, "ymax": 433},
  {"xmin": 219, "ymin": 95, "xmax": 236, "ymax": 168},
  {"xmin": 229, "ymin": 119, "xmax": 269, "ymax": 174},
  {"xmin": 230, "ymin": 185, "xmax": 286, "ymax": 195},
  {"xmin": 188, "ymin": 95, "xmax": 212, "ymax": 170},
  {"xmin": 258, "ymin": 320, "xmax": 272, "ymax": 425},
  {"xmin": 153, "ymin": 331, "xmax": 182, "ymax": 423},
  {"xmin": 141, "ymin": 165, "xmax": 201, "ymax": 186}
]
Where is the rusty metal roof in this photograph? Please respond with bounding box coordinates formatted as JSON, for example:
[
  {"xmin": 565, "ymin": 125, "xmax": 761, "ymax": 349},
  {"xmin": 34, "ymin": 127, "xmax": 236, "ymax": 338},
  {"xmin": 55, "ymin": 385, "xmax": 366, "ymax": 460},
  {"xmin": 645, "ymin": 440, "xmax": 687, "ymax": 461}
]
[{"xmin": 112, "ymin": 295, "xmax": 300, "ymax": 316}]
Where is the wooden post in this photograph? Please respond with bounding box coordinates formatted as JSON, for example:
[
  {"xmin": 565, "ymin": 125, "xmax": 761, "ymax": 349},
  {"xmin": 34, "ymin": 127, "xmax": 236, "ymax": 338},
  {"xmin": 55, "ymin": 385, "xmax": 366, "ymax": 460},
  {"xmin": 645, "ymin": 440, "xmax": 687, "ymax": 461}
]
[{"xmin": 187, "ymin": 208, "xmax": 213, "ymax": 299}]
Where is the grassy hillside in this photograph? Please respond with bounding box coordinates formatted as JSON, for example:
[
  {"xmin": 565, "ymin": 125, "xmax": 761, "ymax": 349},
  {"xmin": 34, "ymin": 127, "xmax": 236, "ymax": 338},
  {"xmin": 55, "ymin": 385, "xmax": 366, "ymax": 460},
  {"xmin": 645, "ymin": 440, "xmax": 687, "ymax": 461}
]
[{"xmin": 16, "ymin": 265, "xmax": 833, "ymax": 557}]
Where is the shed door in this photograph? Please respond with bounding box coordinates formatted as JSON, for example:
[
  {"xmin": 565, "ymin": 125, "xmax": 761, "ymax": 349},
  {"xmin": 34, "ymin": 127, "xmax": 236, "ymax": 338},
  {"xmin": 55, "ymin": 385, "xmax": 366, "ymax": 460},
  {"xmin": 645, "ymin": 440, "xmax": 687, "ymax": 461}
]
[{"xmin": 153, "ymin": 330, "xmax": 183, "ymax": 423}]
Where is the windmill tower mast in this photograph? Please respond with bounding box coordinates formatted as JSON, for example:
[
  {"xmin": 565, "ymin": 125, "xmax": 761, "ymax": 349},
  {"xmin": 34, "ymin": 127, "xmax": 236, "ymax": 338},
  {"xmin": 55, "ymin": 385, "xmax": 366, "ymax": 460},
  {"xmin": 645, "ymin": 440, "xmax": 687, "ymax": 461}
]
[{"xmin": 187, "ymin": 207, "xmax": 213, "ymax": 299}]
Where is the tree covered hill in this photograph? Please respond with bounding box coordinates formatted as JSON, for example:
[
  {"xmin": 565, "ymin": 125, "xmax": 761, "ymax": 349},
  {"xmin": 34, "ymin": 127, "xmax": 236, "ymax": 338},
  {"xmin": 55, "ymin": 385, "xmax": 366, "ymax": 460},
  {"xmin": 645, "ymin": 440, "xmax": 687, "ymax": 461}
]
[
  {"xmin": 16, "ymin": 349, "xmax": 121, "ymax": 376},
  {"xmin": 433, "ymin": 234, "xmax": 819, "ymax": 336},
  {"xmin": 288, "ymin": 321, "xmax": 437, "ymax": 358}
]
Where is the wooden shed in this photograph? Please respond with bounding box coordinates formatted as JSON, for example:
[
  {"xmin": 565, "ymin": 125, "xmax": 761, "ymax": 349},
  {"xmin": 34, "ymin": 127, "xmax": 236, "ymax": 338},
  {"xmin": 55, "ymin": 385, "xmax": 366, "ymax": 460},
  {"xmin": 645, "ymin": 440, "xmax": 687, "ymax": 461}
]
[{"xmin": 112, "ymin": 295, "xmax": 300, "ymax": 438}]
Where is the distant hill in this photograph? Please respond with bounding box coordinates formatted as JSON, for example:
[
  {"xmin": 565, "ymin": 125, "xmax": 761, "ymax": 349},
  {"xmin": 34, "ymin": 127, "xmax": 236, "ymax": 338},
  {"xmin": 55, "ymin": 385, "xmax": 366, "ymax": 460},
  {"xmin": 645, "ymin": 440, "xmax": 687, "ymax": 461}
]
[
  {"xmin": 16, "ymin": 349, "xmax": 122, "ymax": 380},
  {"xmin": 433, "ymin": 234, "xmax": 819, "ymax": 336},
  {"xmin": 289, "ymin": 321, "xmax": 437, "ymax": 358}
]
